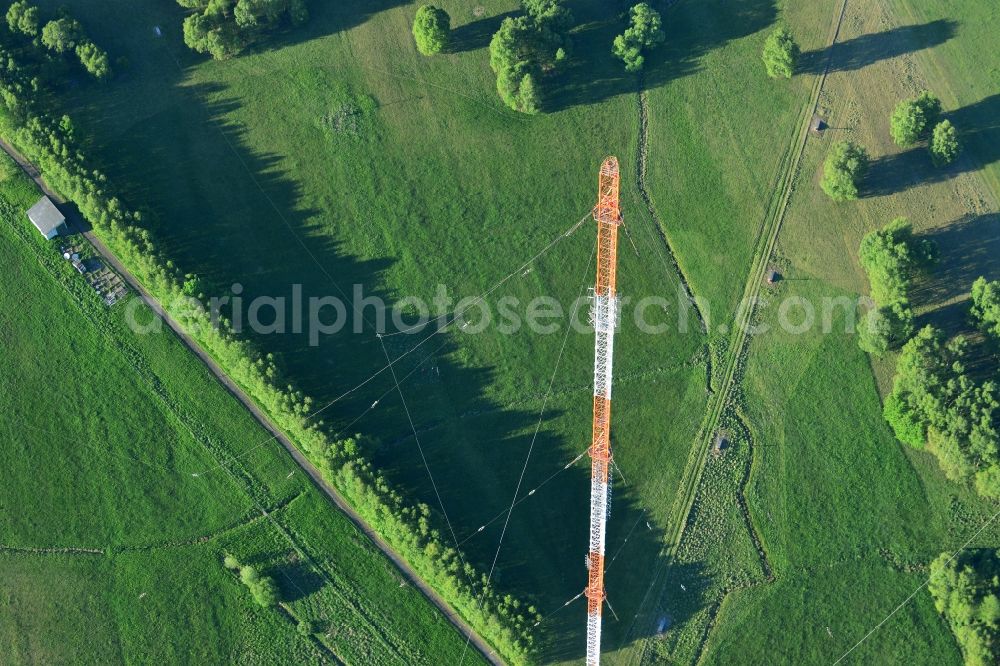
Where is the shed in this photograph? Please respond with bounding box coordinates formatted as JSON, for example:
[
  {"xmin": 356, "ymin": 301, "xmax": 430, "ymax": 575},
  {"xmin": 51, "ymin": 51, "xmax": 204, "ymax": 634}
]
[
  {"xmin": 27, "ymin": 196, "xmax": 66, "ymax": 240},
  {"xmin": 766, "ymin": 268, "xmax": 781, "ymax": 285},
  {"xmin": 810, "ymin": 114, "xmax": 827, "ymax": 134},
  {"xmin": 713, "ymin": 431, "xmax": 730, "ymax": 454}
]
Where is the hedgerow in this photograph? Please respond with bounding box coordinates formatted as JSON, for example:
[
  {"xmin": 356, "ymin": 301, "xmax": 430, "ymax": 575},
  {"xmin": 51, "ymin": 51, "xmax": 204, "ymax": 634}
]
[{"xmin": 0, "ymin": 29, "xmax": 537, "ymax": 664}]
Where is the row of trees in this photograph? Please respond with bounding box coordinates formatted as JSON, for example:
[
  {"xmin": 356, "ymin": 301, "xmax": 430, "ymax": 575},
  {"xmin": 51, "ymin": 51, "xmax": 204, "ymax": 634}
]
[
  {"xmin": 883, "ymin": 324, "xmax": 999, "ymax": 498},
  {"xmin": 180, "ymin": 0, "xmax": 309, "ymax": 60},
  {"xmin": 857, "ymin": 217, "xmax": 937, "ymax": 354},
  {"xmin": 223, "ymin": 554, "xmax": 282, "ymax": 607},
  {"xmin": 928, "ymin": 549, "xmax": 1000, "ymax": 666},
  {"xmin": 413, "ymin": 3, "xmax": 665, "ymax": 112},
  {"xmin": 5, "ymin": 1, "xmax": 110, "ymax": 79},
  {"xmin": 891, "ymin": 90, "xmax": 961, "ymax": 166},
  {"xmin": 0, "ymin": 31, "xmax": 538, "ymax": 663}
]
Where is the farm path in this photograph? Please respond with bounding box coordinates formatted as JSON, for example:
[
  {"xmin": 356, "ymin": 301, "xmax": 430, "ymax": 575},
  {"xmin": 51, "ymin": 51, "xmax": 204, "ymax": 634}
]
[
  {"xmin": 0, "ymin": 137, "xmax": 501, "ymax": 666},
  {"xmin": 616, "ymin": 0, "xmax": 855, "ymax": 661}
]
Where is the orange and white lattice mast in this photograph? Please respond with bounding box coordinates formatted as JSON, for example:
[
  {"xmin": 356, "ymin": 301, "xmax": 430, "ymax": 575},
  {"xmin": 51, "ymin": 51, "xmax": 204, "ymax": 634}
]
[{"xmin": 585, "ymin": 156, "xmax": 622, "ymax": 666}]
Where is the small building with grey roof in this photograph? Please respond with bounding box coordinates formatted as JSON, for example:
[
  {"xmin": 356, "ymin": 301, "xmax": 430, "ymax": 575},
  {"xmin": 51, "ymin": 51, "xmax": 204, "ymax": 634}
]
[{"xmin": 27, "ymin": 196, "xmax": 66, "ymax": 240}]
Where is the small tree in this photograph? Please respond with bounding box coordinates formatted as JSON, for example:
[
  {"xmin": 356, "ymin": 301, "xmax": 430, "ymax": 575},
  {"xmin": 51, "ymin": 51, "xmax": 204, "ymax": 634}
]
[
  {"xmin": 518, "ymin": 72, "xmax": 541, "ymax": 114},
  {"xmin": 890, "ymin": 90, "xmax": 942, "ymax": 146},
  {"xmin": 412, "ymin": 5, "xmax": 450, "ymax": 56},
  {"xmin": 238, "ymin": 565, "xmax": 281, "ymax": 607},
  {"xmin": 890, "ymin": 99, "xmax": 926, "ymax": 147},
  {"xmin": 76, "ymin": 42, "xmax": 111, "ymax": 80},
  {"xmin": 930, "ymin": 119, "xmax": 960, "ymax": 166},
  {"xmin": 612, "ymin": 3, "xmax": 665, "ymax": 72},
  {"xmin": 41, "ymin": 17, "xmax": 84, "ymax": 54},
  {"xmin": 971, "ymin": 276, "xmax": 1000, "ymax": 339},
  {"xmin": 6, "ymin": 1, "xmax": 40, "ymax": 36},
  {"xmin": 821, "ymin": 140, "xmax": 868, "ymax": 201},
  {"xmin": 858, "ymin": 304, "xmax": 913, "ymax": 356},
  {"xmin": 915, "ymin": 90, "xmax": 942, "ymax": 128},
  {"xmin": 762, "ymin": 27, "xmax": 798, "ymax": 79}
]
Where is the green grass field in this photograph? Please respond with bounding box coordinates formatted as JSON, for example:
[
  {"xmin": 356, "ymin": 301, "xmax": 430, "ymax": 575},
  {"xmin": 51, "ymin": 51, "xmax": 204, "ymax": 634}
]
[
  {"xmin": 670, "ymin": 0, "xmax": 1000, "ymax": 663},
  {"xmin": 0, "ymin": 152, "xmax": 482, "ymax": 664},
  {"xmin": 4, "ymin": 0, "xmax": 999, "ymax": 662}
]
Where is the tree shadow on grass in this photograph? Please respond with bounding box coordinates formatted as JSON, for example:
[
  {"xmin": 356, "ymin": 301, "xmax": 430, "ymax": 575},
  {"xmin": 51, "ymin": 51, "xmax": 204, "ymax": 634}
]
[
  {"xmin": 449, "ymin": 11, "xmax": 518, "ymax": 54},
  {"xmin": 864, "ymin": 93, "xmax": 1000, "ymax": 198},
  {"xmin": 546, "ymin": 0, "xmax": 777, "ymax": 112},
  {"xmin": 797, "ymin": 19, "xmax": 957, "ymax": 75},
  {"xmin": 277, "ymin": 560, "xmax": 326, "ymax": 603},
  {"xmin": 912, "ymin": 214, "xmax": 1000, "ymax": 363},
  {"xmin": 249, "ymin": 0, "xmax": 411, "ymax": 54}
]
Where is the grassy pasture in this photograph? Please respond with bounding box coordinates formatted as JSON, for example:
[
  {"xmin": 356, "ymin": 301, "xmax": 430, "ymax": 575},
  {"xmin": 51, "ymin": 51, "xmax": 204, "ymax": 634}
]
[
  {"xmin": 7, "ymin": 0, "xmax": 997, "ymax": 663},
  {"xmin": 37, "ymin": 0, "xmax": 729, "ymax": 659},
  {"xmin": 675, "ymin": 0, "xmax": 1000, "ymax": 663},
  {"xmin": 0, "ymin": 153, "xmax": 481, "ymax": 664}
]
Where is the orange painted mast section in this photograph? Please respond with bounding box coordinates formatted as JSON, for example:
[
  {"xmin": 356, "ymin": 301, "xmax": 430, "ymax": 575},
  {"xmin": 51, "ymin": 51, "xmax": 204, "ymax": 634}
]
[{"xmin": 585, "ymin": 157, "xmax": 622, "ymax": 665}]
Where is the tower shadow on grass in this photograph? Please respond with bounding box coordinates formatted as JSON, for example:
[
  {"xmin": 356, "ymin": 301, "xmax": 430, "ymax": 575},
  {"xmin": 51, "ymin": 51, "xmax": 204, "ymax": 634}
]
[
  {"xmin": 53, "ymin": 1, "xmax": 705, "ymax": 660},
  {"xmin": 797, "ymin": 19, "xmax": 957, "ymax": 75}
]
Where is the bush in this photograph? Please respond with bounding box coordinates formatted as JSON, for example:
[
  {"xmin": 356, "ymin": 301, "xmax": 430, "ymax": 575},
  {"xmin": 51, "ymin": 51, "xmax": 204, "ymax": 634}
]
[
  {"xmin": 971, "ymin": 276, "xmax": 1000, "ymax": 339},
  {"xmin": 612, "ymin": 3, "xmax": 665, "ymax": 72},
  {"xmin": 412, "ymin": 5, "xmax": 450, "ymax": 56},
  {"xmin": 41, "ymin": 17, "xmax": 84, "ymax": 54},
  {"xmin": 239, "ymin": 565, "xmax": 281, "ymax": 607},
  {"xmin": 488, "ymin": 1, "xmax": 572, "ymax": 112},
  {"xmin": 858, "ymin": 303, "xmax": 913, "ymax": 356},
  {"xmin": 179, "ymin": 0, "xmax": 310, "ymax": 60},
  {"xmin": 76, "ymin": 42, "xmax": 111, "ymax": 80},
  {"xmin": 885, "ymin": 326, "xmax": 999, "ymax": 491},
  {"xmin": 930, "ymin": 119, "xmax": 960, "ymax": 166},
  {"xmin": 859, "ymin": 217, "xmax": 936, "ymax": 306},
  {"xmin": 889, "ymin": 90, "xmax": 941, "ymax": 146},
  {"xmin": 6, "ymin": 1, "xmax": 40, "ymax": 36},
  {"xmin": 928, "ymin": 550, "xmax": 1000, "ymax": 665},
  {"xmin": 761, "ymin": 26, "xmax": 798, "ymax": 79},
  {"xmin": 820, "ymin": 140, "xmax": 868, "ymax": 201}
]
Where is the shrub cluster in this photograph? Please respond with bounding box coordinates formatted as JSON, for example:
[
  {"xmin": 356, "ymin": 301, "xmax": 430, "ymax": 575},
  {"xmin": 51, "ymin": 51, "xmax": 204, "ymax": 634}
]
[
  {"xmin": 180, "ymin": 0, "xmax": 309, "ymax": 60},
  {"xmin": 972, "ymin": 276, "xmax": 1000, "ymax": 340},
  {"xmin": 890, "ymin": 90, "xmax": 941, "ymax": 147},
  {"xmin": 820, "ymin": 140, "xmax": 868, "ymax": 201},
  {"xmin": 5, "ymin": 1, "xmax": 110, "ymax": 79},
  {"xmin": 884, "ymin": 326, "xmax": 1000, "ymax": 498},
  {"xmin": 488, "ymin": 0, "xmax": 573, "ymax": 113},
  {"xmin": 0, "ymin": 34, "xmax": 537, "ymax": 664},
  {"xmin": 612, "ymin": 3, "xmax": 665, "ymax": 72},
  {"xmin": 223, "ymin": 555, "xmax": 282, "ymax": 607},
  {"xmin": 856, "ymin": 217, "xmax": 936, "ymax": 355},
  {"xmin": 761, "ymin": 26, "xmax": 798, "ymax": 79},
  {"xmin": 412, "ymin": 5, "xmax": 450, "ymax": 56},
  {"xmin": 928, "ymin": 549, "xmax": 1000, "ymax": 666},
  {"xmin": 889, "ymin": 90, "xmax": 960, "ymax": 166}
]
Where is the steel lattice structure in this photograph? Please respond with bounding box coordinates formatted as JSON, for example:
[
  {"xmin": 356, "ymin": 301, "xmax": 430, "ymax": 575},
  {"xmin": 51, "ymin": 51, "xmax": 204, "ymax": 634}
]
[{"xmin": 584, "ymin": 156, "xmax": 622, "ymax": 666}]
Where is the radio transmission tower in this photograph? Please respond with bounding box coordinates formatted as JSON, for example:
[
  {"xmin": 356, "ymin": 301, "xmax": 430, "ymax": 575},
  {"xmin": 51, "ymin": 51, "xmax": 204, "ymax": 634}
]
[{"xmin": 584, "ymin": 156, "xmax": 622, "ymax": 665}]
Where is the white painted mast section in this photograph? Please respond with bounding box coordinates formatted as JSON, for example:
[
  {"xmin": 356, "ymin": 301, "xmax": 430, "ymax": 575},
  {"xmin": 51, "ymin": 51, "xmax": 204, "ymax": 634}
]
[{"xmin": 585, "ymin": 156, "xmax": 622, "ymax": 666}]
